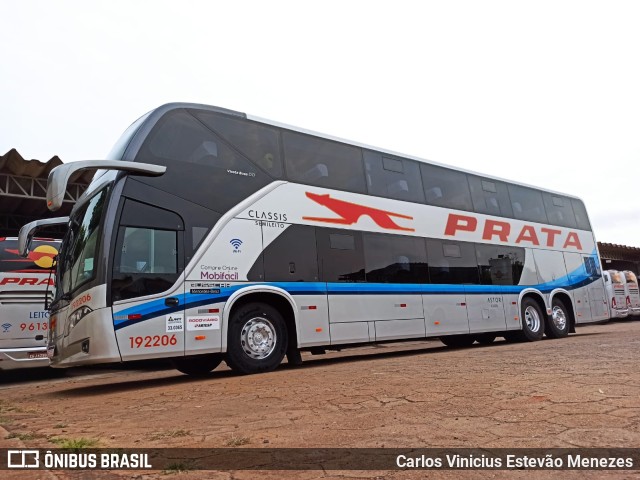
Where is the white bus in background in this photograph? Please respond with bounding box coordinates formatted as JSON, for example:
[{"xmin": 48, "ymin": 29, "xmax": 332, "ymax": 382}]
[
  {"xmin": 0, "ymin": 237, "xmax": 59, "ymax": 370},
  {"xmin": 20, "ymin": 103, "xmax": 609, "ymax": 376},
  {"xmin": 621, "ymin": 270, "xmax": 640, "ymax": 317},
  {"xmin": 603, "ymin": 270, "xmax": 629, "ymax": 319}
]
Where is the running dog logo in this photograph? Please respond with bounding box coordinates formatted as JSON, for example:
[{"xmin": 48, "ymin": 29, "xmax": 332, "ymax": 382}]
[{"xmin": 303, "ymin": 192, "xmax": 415, "ymax": 232}]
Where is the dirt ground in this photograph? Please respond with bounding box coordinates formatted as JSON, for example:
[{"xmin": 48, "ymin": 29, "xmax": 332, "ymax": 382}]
[{"xmin": 1, "ymin": 320, "xmax": 640, "ymax": 480}]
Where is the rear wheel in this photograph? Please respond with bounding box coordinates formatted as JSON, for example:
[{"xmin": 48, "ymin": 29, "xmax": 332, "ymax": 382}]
[
  {"xmin": 515, "ymin": 297, "xmax": 545, "ymax": 341},
  {"xmin": 546, "ymin": 298, "xmax": 570, "ymax": 339},
  {"xmin": 173, "ymin": 354, "xmax": 223, "ymax": 376},
  {"xmin": 226, "ymin": 302, "xmax": 288, "ymax": 375},
  {"xmin": 440, "ymin": 334, "xmax": 475, "ymax": 348}
]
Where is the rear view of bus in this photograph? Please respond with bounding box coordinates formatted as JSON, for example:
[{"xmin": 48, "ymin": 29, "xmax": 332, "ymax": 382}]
[
  {"xmin": 622, "ymin": 270, "xmax": 640, "ymax": 316},
  {"xmin": 604, "ymin": 270, "xmax": 629, "ymax": 319},
  {"xmin": 0, "ymin": 237, "xmax": 59, "ymax": 370}
]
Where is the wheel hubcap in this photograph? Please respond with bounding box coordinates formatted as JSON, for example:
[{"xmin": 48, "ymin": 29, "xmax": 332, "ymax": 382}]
[
  {"xmin": 241, "ymin": 317, "xmax": 276, "ymax": 359},
  {"xmin": 552, "ymin": 306, "xmax": 567, "ymax": 330},
  {"xmin": 524, "ymin": 306, "xmax": 541, "ymax": 332}
]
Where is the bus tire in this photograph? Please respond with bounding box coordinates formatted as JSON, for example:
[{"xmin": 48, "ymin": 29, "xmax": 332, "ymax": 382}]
[
  {"xmin": 516, "ymin": 297, "xmax": 545, "ymax": 341},
  {"xmin": 546, "ymin": 298, "xmax": 570, "ymax": 339},
  {"xmin": 173, "ymin": 354, "xmax": 223, "ymax": 376},
  {"xmin": 226, "ymin": 302, "xmax": 288, "ymax": 375},
  {"xmin": 440, "ymin": 334, "xmax": 475, "ymax": 348},
  {"xmin": 474, "ymin": 333, "xmax": 497, "ymax": 345}
]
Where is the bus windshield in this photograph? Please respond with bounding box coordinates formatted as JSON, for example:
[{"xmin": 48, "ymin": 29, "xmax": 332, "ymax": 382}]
[{"xmin": 57, "ymin": 188, "xmax": 109, "ymax": 298}]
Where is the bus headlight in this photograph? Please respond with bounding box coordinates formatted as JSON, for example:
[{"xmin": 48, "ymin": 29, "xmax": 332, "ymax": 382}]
[{"xmin": 68, "ymin": 305, "xmax": 93, "ymax": 329}]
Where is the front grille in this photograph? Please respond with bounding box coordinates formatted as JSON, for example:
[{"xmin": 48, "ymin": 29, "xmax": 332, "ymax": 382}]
[{"xmin": 0, "ymin": 290, "xmax": 54, "ymax": 306}]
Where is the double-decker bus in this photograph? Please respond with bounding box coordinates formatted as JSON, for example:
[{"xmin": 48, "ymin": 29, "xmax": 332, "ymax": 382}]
[
  {"xmin": 0, "ymin": 236, "xmax": 59, "ymax": 370},
  {"xmin": 19, "ymin": 103, "xmax": 609, "ymax": 375}
]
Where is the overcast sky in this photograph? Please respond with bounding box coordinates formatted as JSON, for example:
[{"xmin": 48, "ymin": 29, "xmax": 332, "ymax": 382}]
[{"xmin": 1, "ymin": 1, "xmax": 639, "ymax": 247}]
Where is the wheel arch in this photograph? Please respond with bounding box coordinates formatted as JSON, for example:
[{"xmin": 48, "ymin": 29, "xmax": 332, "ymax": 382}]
[
  {"xmin": 518, "ymin": 289, "xmax": 548, "ymax": 319},
  {"xmin": 550, "ymin": 289, "xmax": 576, "ymax": 333},
  {"xmin": 222, "ymin": 286, "xmax": 299, "ymax": 352}
]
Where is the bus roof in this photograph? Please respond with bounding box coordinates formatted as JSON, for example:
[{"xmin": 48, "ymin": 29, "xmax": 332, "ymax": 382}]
[{"xmin": 133, "ymin": 102, "xmax": 586, "ymax": 203}]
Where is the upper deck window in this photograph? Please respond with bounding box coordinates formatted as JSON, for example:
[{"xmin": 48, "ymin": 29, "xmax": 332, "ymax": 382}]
[
  {"xmin": 468, "ymin": 175, "xmax": 513, "ymax": 217},
  {"xmin": 571, "ymin": 198, "xmax": 592, "ymax": 230},
  {"xmin": 135, "ymin": 110, "xmax": 271, "ymax": 213},
  {"xmin": 420, "ymin": 164, "xmax": 473, "ymax": 212},
  {"xmin": 542, "ymin": 193, "xmax": 577, "ymax": 228},
  {"xmin": 507, "ymin": 184, "xmax": 549, "ymax": 224},
  {"xmin": 283, "ymin": 131, "xmax": 366, "ymax": 193},
  {"xmin": 363, "ymin": 151, "xmax": 425, "ymax": 203},
  {"xmin": 194, "ymin": 111, "xmax": 283, "ymax": 178}
]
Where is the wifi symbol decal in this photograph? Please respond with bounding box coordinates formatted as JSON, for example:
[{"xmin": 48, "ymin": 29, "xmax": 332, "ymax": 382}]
[
  {"xmin": 1, "ymin": 323, "xmax": 11, "ymax": 333},
  {"xmin": 230, "ymin": 238, "xmax": 243, "ymax": 251}
]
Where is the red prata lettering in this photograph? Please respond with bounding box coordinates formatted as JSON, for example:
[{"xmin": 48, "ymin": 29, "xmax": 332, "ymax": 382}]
[
  {"xmin": 514, "ymin": 226, "xmax": 540, "ymax": 245},
  {"xmin": 444, "ymin": 214, "xmax": 477, "ymax": 236},
  {"xmin": 482, "ymin": 220, "xmax": 510, "ymax": 242},
  {"xmin": 0, "ymin": 277, "xmax": 53, "ymax": 286},
  {"xmin": 443, "ymin": 213, "xmax": 583, "ymax": 250},
  {"xmin": 563, "ymin": 232, "xmax": 583, "ymax": 250}
]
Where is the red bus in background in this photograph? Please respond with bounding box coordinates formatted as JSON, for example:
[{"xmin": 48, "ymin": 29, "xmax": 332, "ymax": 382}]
[{"xmin": 0, "ymin": 237, "xmax": 59, "ymax": 370}]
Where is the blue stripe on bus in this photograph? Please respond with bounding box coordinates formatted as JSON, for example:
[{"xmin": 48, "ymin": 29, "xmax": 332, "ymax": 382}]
[{"xmin": 113, "ymin": 272, "xmax": 598, "ymax": 331}]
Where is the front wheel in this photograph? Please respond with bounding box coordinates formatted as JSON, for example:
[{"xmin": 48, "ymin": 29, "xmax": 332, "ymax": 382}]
[
  {"xmin": 173, "ymin": 354, "xmax": 223, "ymax": 376},
  {"xmin": 226, "ymin": 302, "xmax": 288, "ymax": 375},
  {"xmin": 546, "ymin": 298, "xmax": 570, "ymax": 339}
]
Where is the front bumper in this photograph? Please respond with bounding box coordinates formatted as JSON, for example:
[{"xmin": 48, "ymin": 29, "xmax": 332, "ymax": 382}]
[
  {"xmin": 0, "ymin": 347, "xmax": 49, "ymax": 370},
  {"xmin": 627, "ymin": 306, "xmax": 640, "ymax": 316},
  {"xmin": 611, "ymin": 308, "xmax": 629, "ymax": 318}
]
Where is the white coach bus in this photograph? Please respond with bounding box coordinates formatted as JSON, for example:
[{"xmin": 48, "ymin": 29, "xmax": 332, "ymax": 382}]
[
  {"xmin": 19, "ymin": 103, "xmax": 609, "ymax": 375},
  {"xmin": 0, "ymin": 237, "xmax": 59, "ymax": 370}
]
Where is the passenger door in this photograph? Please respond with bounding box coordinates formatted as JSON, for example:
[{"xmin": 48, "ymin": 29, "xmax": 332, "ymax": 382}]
[
  {"xmin": 316, "ymin": 229, "xmax": 371, "ymax": 344},
  {"xmin": 111, "ymin": 200, "xmax": 186, "ymax": 361},
  {"xmin": 563, "ymin": 252, "xmax": 591, "ymax": 321},
  {"xmin": 424, "ymin": 239, "xmax": 474, "ymax": 336},
  {"xmin": 583, "ymin": 254, "xmax": 608, "ymax": 320}
]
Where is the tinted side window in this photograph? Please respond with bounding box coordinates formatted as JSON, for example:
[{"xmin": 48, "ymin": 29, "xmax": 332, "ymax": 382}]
[
  {"xmin": 468, "ymin": 176, "xmax": 514, "ymax": 217},
  {"xmin": 112, "ymin": 227, "xmax": 179, "ymax": 301},
  {"xmin": 571, "ymin": 199, "xmax": 592, "ymax": 230},
  {"xmin": 283, "ymin": 131, "xmax": 366, "ymax": 193},
  {"xmin": 316, "ymin": 229, "xmax": 365, "ymax": 282},
  {"xmin": 427, "ymin": 239, "xmax": 478, "ymax": 284},
  {"xmin": 363, "ymin": 233, "xmax": 429, "ymax": 283},
  {"xmin": 475, "ymin": 243, "xmax": 525, "ymax": 285},
  {"xmin": 542, "ymin": 193, "xmax": 577, "ymax": 228},
  {"xmin": 112, "ymin": 200, "xmax": 184, "ymax": 301},
  {"xmin": 421, "ymin": 164, "xmax": 473, "ymax": 211},
  {"xmin": 263, "ymin": 225, "xmax": 319, "ymax": 282},
  {"xmin": 363, "ymin": 151, "xmax": 425, "ymax": 203},
  {"xmin": 584, "ymin": 256, "xmax": 600, "ymax": 276},
  {"xmin": 194, "ymin": 111, "xmax": 283, "ymax": 178},
  {"xmin": 135, "ymin": 110, "xmax": 271, "ymax": 213},
  {"xmin": 508, "ymin": 185, "xmax": 548, "ymax": 224}
]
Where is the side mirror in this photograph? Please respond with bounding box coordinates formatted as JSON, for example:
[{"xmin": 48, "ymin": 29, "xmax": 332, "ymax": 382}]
[
  {"xmin": 18, "ymin": 217, "xmax": 69, "ymax": 257},
  {"xmin": 47, "ymin": 160, "xmax": 166, "ymax": 211}
]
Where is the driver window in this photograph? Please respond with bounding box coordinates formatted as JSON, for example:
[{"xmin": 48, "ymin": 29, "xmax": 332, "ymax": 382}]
[
  {"xmin": 117, "ymin": 228, "xmax": 177, "ymax": 275},
  {"xmin": 111, "ymin": 199, "xmax": 183, "ymax": 302},
  {"xmin": 112, "ymin": 227, "xmax": 178, "ymax": 301}
]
